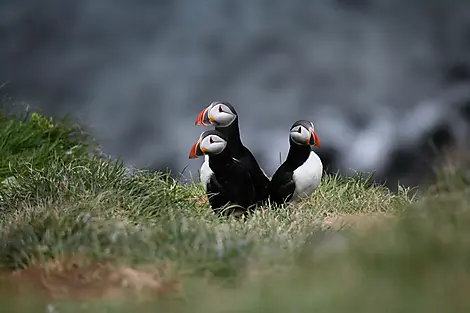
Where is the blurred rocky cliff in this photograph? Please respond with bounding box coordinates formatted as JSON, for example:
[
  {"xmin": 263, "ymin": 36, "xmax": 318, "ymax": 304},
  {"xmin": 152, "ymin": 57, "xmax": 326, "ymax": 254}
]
[{"xmin": 1, "ymin": 0, "xmax": 470, "ymax": 189}]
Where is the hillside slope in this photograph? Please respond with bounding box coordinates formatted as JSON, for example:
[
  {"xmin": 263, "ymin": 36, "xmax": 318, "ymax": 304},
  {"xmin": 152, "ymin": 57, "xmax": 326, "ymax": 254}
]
[{"xmin": 0, "ymin": 109, "xmax": 469, "ymax": 313}]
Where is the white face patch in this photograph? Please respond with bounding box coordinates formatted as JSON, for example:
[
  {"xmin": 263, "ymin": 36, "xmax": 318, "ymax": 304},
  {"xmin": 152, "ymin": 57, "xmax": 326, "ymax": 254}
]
[
  {"xmin": 208, "ymin": 103, "xmax": 236, "ymax": 127},
  {"xmin": 290, "ymin": 125, "xmax": 310, "ymax": 145},
  {"xmin": 200, "ymin": 134, "xmax": 227, "ymax": 155}
]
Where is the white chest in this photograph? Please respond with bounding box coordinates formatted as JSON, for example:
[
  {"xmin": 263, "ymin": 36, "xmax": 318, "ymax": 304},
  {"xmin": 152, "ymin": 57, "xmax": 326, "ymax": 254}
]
[
  {"xmin": 200, "ymin": 155, "xmax": 213, "ymax": 191},
  {"xmin": 292, "ymin": 151, "xmax": 323, "ymax": 201}
]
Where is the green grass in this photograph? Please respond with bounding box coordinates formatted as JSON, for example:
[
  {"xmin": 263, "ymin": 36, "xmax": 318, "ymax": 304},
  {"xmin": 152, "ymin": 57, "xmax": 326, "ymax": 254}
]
[{"xmin": 0, "ymin": 108, "xmax": 469, "ymax": 312}]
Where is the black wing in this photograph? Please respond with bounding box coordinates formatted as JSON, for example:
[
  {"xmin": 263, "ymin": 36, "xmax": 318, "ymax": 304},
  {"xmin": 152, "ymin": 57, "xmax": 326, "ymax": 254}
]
[
  {"xmin": 268, "ymin": 165, "xmax": 295, "ymax": 205},
  {"xmin": 207, "ymin": 161, "xmax": 256, "ymax": 215},
  {"xmin": 238, "ymin": 147, "xmax": 270, "ymax": 204},
  {"xmin": 206, "ymin": 175, "xmax": 230, "ymax": 212},
  {"xmin": 230, "ymin": 159, "xmax": 256, "ymax": 209}
]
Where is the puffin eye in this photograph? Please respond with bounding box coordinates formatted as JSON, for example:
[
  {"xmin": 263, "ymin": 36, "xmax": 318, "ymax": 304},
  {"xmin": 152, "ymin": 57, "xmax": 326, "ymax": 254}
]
[
  {"xmin": 209, "ymin": 136, "xmax": 214, "ymax": 144},
  {"xmin": 218, "ymin": 105, "xmax": 223, "ymax": 113},
  {"xmin": 298, "ymin": 127, "xmax": 302, "ymax": 133}
]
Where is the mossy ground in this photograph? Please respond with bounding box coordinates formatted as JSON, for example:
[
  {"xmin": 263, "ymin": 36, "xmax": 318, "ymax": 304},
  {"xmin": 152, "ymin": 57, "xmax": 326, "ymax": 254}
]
[{"xmin": 0, "ymin": 106, "xmax": 468, "ymax": 313}]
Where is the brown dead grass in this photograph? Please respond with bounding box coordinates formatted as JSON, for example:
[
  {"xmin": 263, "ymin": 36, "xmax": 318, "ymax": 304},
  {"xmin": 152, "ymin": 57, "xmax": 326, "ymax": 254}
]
[
  {"xmin": 321, "ymin": 212, "xmax": 395, "ymax": 233},
  {"xmin": 190, "ymin": 195, "xmax": 209, "ymax": 208},
  {"xmin": 0, "ymin": 254, "xmax": 180, "ymax": 302}
]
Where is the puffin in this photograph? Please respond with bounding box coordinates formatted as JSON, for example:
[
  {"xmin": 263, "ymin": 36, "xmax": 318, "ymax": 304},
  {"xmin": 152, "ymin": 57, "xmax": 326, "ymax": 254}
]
[
  {"xmin": 189, "ymin": 129, "xmax": 256, "ymax": 216},
  {"xmin": 268, "ymin": 120, "xmax": 323, "ymax": 205},
  {"xmin": 194, "ymin": 101, "xmax": 270, "ymax": 205}
]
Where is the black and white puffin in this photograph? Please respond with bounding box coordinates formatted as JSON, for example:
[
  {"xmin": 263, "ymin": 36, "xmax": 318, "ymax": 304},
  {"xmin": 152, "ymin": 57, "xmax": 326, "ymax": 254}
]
[
  {"xmin": 189, "ymin": 129, "xmax": 256, "ymax": 216},
  {"xmin": 194, "ymin": 101, "xmax": 270, "ymax": 205},
  {"xmin": 268, "ymin": 120, "xmax": 323, "ymax": 205}
]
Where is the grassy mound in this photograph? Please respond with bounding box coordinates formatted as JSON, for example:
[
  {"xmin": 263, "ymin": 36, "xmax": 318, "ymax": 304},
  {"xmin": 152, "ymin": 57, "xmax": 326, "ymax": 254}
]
[{"xmin": 0, "ymin": 109, "xmax": 469, "ymax": 312}]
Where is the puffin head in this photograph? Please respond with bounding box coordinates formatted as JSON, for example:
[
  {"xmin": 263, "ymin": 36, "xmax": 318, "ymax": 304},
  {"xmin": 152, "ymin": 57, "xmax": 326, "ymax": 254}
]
[
  {"xmin": 195, "ymin": 101, "xmax": 237, "ymax": 127},
  {"xmin": 189, "ymin": 130, "xmax": 228, "ymax": 159},
  {"xmin": 289, "ymin": 120, "xmax": 321, "ymax": 147}
]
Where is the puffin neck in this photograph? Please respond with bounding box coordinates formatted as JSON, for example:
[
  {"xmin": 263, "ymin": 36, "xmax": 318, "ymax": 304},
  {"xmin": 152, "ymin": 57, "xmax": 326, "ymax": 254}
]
[
  {"xmin": 208, "ymin": 147, "xmax": 234, "ymax": 171},
  {"xmin": 215, "ymin": 118, "xmax": 244, "ymax": 154},
  {"xmin": 284, "ymin": 138, "xmax": 312, "ymax": 170}
]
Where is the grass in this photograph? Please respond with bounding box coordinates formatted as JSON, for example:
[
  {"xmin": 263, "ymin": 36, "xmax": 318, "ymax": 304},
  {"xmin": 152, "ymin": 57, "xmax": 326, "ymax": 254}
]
[{"xmin": 0, "ymin": 107, "xmax": 469, "ymax": 312}]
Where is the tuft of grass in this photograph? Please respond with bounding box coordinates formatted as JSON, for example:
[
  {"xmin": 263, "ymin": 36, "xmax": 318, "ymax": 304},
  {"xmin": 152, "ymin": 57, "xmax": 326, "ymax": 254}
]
[
  {"xmin": 0, "ymin": 110, "xmax": 92, "ymax": 179},
  {"xmin": 0, "ymin": 108, "xmax": 470, "ymax": 312},
  {"xmin": 296, "ymin": 171, "xmax": 413, "ymax": 215}
]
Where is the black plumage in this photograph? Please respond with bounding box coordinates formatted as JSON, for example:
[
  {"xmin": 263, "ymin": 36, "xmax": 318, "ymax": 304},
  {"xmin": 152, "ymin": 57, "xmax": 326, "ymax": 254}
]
[
  {"xmin": 268, "ymin": 120, "xmax": 322, "ymax": 205},
  {"xmin": 268, "ymin": 139, "xmax": 311, "ymax": 205},
  {"xmin": 195, "ymin": 101, "xmax": 270, "ymax": 205},
  {"xmin": 189, "ymin": 130, "xmax": 256, "ymax": 216}
]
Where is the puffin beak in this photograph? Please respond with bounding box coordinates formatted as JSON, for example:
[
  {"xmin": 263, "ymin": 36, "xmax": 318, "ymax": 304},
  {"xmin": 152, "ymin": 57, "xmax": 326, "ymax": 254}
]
[
  {"xmin": 309, "ymin": 129, "xmax": 320, "ymax": 147},
  {"xmin": 189, "ymin": 139, "xmax": 206, "ymax": 159},
  {"xmin": 195, "ymin": 107, "xmax": 212, "ymax": 126}
]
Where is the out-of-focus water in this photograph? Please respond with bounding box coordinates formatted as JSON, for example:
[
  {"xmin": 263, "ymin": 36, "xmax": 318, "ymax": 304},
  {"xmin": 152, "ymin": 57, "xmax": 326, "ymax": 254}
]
[{"xmin": 1, "ymin": 0, "xmax": 470, "ymax": 188}]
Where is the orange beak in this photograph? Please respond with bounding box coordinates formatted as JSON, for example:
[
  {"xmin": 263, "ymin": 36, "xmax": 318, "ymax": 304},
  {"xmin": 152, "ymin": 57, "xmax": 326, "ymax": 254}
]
[
  {"xmin": 189, "ymin": 138, "xmax": 207, "ymax": 159},
  {"xmin": 189, "ymin": 139, "xmax": 200, "ymax": 159},
  {"xmin": 195, "ymin": 108, "xmax": 210, "ymax": 126},
  {"xmin": 310, "ymin": 129, "xmax": 320, "ymax": 147}
]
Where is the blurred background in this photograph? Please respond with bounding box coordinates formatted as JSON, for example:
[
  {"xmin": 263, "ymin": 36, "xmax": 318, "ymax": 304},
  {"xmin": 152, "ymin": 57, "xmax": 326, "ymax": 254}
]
[{"xmin": 1, "ymin": 0, "xmax": 470, "ymax": 190}]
